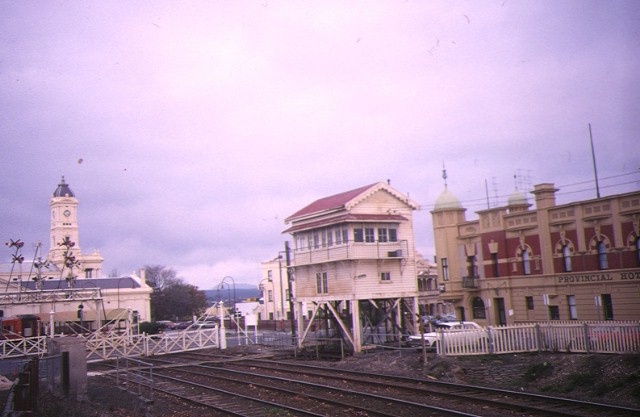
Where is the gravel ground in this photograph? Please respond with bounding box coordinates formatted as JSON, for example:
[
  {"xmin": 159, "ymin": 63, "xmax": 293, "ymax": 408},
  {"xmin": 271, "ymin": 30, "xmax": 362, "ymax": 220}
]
[{"xmin": 30, "ymin": 347, "xmax": 640, "ymax": 416}]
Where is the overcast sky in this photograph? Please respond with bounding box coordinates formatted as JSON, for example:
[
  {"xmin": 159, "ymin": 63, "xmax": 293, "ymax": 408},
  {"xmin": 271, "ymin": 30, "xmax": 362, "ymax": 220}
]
[{"xmin": 1, "ymin": 1, "xmax": 638, "ymax": 289}]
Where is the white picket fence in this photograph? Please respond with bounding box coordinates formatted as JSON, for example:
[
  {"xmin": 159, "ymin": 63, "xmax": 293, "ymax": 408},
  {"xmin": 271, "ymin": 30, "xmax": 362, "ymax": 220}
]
[{"xmin": 437, "ymin": 321, "xmax": 640, "ymax": 356}]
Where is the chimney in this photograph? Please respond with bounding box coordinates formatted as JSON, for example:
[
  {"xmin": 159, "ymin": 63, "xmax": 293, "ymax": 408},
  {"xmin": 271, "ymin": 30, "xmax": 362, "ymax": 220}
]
[{"xmin": 531, "ymin": 183, "xmax": 558, "ymax": 210}]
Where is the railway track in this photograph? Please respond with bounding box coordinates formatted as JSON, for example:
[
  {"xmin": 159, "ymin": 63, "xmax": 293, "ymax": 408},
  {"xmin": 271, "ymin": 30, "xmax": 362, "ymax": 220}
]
[
  {"xmin": 214, "ymin": 357, "xmax": 640, "ymax": 417},
  {"xmin": 89, "ymin": 351, "xmax": 640, "ymax": 416}
]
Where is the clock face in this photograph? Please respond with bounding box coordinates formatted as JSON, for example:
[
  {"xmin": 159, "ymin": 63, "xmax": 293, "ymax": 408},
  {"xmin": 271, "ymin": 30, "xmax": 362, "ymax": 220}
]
[{"xmin": 63, "ymin": 210, "xmax": 71, "ymax": 217}]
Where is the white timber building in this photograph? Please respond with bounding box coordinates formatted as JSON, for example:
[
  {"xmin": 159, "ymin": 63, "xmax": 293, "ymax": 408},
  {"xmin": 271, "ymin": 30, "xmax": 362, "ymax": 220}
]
[{"xmin": 282, "ymin": 181, "xmax": 422, "ymax": 353}]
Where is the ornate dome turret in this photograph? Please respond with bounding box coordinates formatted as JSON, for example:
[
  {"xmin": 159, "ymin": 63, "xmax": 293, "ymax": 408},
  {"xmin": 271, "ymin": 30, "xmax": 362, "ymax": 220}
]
[
  {"xmin": 507, "ymin": 189, "xmax": 531, "ymax": 213},
  {"xmin": 507, "ymin": 190, "xmax": 528, "ymax": 206},
  {"xmin": 433, "ymin": 165, "xmax": 464, "ymax": 211},
  {"xmin": 53, "ymin": 176, "xmax": 75, "ymax": 198},
  {"xmin": 434, "ymin": 187, "xmax": 463, "ymax": 210}
]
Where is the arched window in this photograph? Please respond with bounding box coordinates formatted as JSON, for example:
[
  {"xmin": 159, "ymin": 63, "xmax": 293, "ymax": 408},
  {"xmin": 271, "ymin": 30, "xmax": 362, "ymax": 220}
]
[
  {"xmin": 522, "ymin": 250, "xmax": 531, "ymax": 275},
  {"xmin": 597, "ymin": 240, "xmax": 608, "ymax": 270},
  {"xmin": 555, "ymin": 238, "xmax": 575, "ymax": 273},
  {"xmin": 472, "ymin": 297, "xmax": 486, "ymax": 319},
  {"xmin": 517, "ymin": 243, "xmax": 533, "ymax": 276},
  {"xmin": 562, "ymin": 244, "xmax": 572, "ymax": 272}
]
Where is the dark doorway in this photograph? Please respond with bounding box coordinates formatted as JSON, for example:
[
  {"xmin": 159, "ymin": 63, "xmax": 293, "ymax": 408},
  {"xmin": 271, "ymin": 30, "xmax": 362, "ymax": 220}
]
[
  {"xmin": 495, "ymin": 298, "xmax": 507, "ymax": 325},
  {"xmin": 456, "ymin": 306, "xmax": 466, "ymax": 322}
]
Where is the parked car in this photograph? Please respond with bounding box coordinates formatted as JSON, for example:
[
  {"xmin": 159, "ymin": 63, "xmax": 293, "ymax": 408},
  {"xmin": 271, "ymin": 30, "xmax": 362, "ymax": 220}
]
[
  {"xmin": 158, "ymin": 320, "xmax": 177, "ymax": 330},
  {"xmin": 421, "ymin": 313, "xmax": 458, "ymax": 326},
  {"xmin": 192, "ymin": 318, "xmax": 219, "ymax": 329},
  {"xmin": 175, "ymin": 321, "xmax": 193, "ymax": 330},
  {"xmin": 408, "ymin": 321, "xmax": 486, "ymax": 349}
]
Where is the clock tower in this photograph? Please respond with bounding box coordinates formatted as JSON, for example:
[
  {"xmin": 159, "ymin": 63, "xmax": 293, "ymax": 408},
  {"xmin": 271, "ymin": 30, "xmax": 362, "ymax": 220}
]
[
  {"xmin": 49, "ymin": 176, "xmax": 81, "ymax": 261},
  {"xmin": 47, "ymin": 177, "xmax": 103, "ymax": 278}
]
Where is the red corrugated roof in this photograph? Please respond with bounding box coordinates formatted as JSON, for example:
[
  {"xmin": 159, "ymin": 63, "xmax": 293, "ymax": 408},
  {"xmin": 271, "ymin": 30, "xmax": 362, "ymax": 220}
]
[{"xmin": 285, "ymin": 182, "xmax": 379, "ymax": 221}]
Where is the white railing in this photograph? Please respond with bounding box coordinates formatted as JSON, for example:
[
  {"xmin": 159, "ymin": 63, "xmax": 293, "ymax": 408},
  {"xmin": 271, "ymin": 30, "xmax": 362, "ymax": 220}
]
[
  {"xmin": 0, "ymin": 328, "xmax": 220, "ymax": 361},
  {"xmin": 437, "ymin": 321, "xmax": 640, "ymax": 356},
  {"xmin": 293, "ymin": 240, "xmax": 408, "ymax": 265},
  {"xmin": 0, "ymin": 336, "xmax": 48, "ymax": 359},
  {"xmin": 85, "ymin": 328, "xmax": 219, "ymax": 362}
]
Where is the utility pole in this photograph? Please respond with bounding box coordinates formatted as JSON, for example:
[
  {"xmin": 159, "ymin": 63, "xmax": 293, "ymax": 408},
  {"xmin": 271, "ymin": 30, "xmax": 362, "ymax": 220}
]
[
  {"xmin": 589, "ymin": 123, "xmax": 601, "ymax": 199},
  {"xmin": 284, "ymin": 241, "xmax": 296, "ymax": 341}
]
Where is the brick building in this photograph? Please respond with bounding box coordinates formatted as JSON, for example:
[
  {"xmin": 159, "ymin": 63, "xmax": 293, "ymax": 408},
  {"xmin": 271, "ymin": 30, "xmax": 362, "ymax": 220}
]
[{"xmin": 432, "ymin": 182, "xmax": 640, "ymax": 325}]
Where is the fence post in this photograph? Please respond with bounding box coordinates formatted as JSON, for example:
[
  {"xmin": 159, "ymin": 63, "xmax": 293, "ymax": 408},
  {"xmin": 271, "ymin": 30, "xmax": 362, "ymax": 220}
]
[
  {"xmin": 583, "ymin": 323, "xmax": 591, "ymax": 353},
  {"xmin": 535, "ymin": 323, "xmax": 542, "ymax": 352},
  {"xmin": 487, "ymin": 326, "xmax": 494, "ymax": 354}
]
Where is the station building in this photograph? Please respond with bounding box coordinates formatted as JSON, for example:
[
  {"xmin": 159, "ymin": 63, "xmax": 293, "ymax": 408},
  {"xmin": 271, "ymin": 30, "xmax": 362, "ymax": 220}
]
[
  {"xmin": 282, "ymin": 181, "xmax": 423, "ymax": 352},
  {"xmin": 1, "ymin": 177, "xmax": 151, "ymax": 333},
  {"xmin": 432, "ymin": 182, "xmax": 640, "ymax": 325}
]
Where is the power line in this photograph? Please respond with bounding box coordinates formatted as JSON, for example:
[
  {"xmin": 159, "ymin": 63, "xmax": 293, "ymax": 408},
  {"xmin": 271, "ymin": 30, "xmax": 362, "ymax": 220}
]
[{"xmin": 417, "ymin": 171, "xmax": 640, "ymax": 212}]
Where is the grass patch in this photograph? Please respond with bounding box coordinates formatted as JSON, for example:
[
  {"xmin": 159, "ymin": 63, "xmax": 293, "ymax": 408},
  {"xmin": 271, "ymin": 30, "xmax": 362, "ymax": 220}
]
[
  {"xmin": 557, "ymin": 371, "xmax": 600, "ymax": 393},
  {"xmin": 522, "ymin": 362, "xmax": 553, "ymax": 382}
]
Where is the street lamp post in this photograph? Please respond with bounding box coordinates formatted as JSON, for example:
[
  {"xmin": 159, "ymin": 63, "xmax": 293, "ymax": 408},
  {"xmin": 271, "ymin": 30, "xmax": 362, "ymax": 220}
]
[
  {"xmin": 277, "ymin": 254, "xmax": 286, "ymax": 329},
  {"xmin": 218, "ymin": 276, "xmax": 236, "ymax": 313},
  {"xmin": 284, "ymin": 241, "xmax": 296, "ymax": 340},
  {"xmin": 77, "ymin": 304, "xmax": 84, "ymax": 334},
  {"xmin": 218, "ymin": 276, "xmax": 236, "ymax": 333}
]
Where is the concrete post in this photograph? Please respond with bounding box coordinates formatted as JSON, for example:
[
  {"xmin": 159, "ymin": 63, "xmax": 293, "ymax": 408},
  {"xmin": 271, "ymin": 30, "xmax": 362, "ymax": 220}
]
[
  {"xmin": 219, "ymin": 301, "xmax": 227, "ymax": 350},
  {"xmin": 49, "ymin": 311, "xmax": 55, "ymax": 336},
  {"xmin": 46, "ymin": 337, "xmax": 87, "ymax": 401}
]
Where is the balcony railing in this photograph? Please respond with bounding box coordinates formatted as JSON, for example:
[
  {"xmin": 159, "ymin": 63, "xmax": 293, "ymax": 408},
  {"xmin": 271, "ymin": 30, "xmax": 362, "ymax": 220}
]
[
  {"xmin": 293, "ymin": 240, "xmax": 408, "ymax": 266},
  {"xmin": 462, "ymin": 276, "xmax": 480, "ymax": 289}
]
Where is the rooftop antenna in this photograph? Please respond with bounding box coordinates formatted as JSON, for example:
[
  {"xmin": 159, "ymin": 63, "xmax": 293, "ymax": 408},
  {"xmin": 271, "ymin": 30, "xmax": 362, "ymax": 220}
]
[
  {"xmin": 485, "ymin": 179, "xmax": 490, "ymax": 209},
  {"xmin": 589, "ymin": 123, "xmax": 601, "ymax": 199},
  {"xmin": 491, "ymin": 176, "xmax": 499, "ymax": 208},
  {"xmin": 514, "ymin": 169, "xmax": 532, "ymax": 192},
  {"xmin": 442, "ymin": 162, "xmax": 448, "ymax": 188}
]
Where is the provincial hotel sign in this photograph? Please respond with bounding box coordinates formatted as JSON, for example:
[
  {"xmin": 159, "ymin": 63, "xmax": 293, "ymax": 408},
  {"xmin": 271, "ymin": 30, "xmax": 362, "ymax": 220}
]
[{"xmin": 557, "ymin": 270, "xmax": 640, "ymax": 284}]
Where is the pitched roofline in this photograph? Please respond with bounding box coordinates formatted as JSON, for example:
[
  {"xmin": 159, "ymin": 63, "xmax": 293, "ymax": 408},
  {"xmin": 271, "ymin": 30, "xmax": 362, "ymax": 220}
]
[
  {"xmin": 285, "ymin": 181, "xmax": 419, "ymax": 223},
  {"xmin": 346, "ymin": 182, "xmax": 420, "ymax": 211}
]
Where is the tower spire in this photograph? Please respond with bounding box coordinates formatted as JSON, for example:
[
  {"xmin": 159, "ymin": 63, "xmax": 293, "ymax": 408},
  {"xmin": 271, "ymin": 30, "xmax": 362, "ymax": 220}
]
[{"xmin": 442, "ymin": 162, "xmax": 448, "ymax": 188}]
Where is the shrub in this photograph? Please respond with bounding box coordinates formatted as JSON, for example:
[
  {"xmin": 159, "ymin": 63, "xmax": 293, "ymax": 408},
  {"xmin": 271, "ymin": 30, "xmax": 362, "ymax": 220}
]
[{"xmin": 138, "ymin": 321, "xmax": 163, "ymax": 335}]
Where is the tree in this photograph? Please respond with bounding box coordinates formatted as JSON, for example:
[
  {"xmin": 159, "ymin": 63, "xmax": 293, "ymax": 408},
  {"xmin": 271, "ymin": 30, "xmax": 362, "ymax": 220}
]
[
  {"xmin": 144, "ymin": 265, "xmax": 208, "ymax": 321},
  {"xmin": 145, "ymin": 264, "xmax": 180, "ymax": 292}
]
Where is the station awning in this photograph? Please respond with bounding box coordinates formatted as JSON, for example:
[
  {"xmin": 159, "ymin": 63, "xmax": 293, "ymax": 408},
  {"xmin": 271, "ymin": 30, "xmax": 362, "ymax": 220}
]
[{"xmin": 37, "ymin": 308, "xmax": 129, "ymax": 322}]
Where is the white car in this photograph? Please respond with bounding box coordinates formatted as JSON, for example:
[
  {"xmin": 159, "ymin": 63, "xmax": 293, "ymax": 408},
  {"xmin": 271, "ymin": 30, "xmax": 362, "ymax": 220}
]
[{"xmin": 408, "ymin": 321, "xmax": 486, "ymax": 349}]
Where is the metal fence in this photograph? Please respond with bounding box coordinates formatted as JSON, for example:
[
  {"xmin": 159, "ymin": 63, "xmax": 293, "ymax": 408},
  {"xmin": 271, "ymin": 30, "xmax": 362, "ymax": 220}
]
[
  {"xmin": 1, "ymin": 361, "xmax": 34, "ymax": 417},
  {"xmin": 115, "ymin": 356, "xmax": 153, "ymax": 403},
  {"xmin": 437, "ymin": 321, "xmax": 640, "ymax": 356}
]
